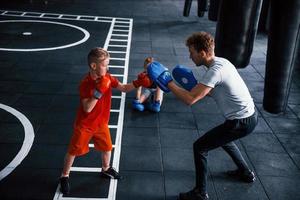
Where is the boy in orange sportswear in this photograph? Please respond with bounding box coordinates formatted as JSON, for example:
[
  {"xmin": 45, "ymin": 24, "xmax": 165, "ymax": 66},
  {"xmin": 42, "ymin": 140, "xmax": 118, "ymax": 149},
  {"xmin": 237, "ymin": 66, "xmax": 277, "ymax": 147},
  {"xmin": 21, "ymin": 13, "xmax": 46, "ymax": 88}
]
[{"xmin": 60, "ymin": 47, "xmax": 152, "ymax": 195}]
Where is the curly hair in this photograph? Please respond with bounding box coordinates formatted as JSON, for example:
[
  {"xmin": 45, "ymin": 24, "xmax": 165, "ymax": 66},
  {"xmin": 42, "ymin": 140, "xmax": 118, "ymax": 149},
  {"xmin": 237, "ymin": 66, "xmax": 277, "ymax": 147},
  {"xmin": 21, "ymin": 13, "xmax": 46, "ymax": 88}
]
[
  {"xmin": 186, "ymin": 32, "xmax": 214, "ymax": 54},
  {"xmin": 88, "ymin": 47, "xmax": 110, "ymax": 67}
]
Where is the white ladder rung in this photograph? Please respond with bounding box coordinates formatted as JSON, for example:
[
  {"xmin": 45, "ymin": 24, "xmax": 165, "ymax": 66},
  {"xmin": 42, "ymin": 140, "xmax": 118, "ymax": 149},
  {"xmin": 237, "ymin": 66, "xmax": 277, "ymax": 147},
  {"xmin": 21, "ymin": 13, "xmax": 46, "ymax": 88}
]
[
  {"xmin": 110, "ymin": 39, "xmax": 128, "ymax": 42},
  {"xmin": 108, "ymin": 44, "xmax": 127, "ymax": 47},
  {"xmin": 70, "ymin": 167, "xmax": 102, "ymax": 172},
  {"xmin": 114, "ymin": 25, "xmax": 129, "ymax": 28},
  {"xmin": 89, "ymin": 144, "xmax": 115, "ymax": 148},
  {"xmin": 111, "ymin": 34, "xmax": 128, "ymax": 37},
  {"xmin": 108, "ymin": 125, "xmax": 118, "ymax": 129},
  {"xmin": 108, "ymin": 51, "xmax": 126, "ymax": 54},
  {"xmin": 111, "ymin": 74, "xmax": 124, "ymax": 77},
  {"xmin": 113, "ymin": 29, "xmax": 129, "ymax": 32},
  {"xmin": 110, "ymin": 57, "xmax": 126, "ymax": 61},
  {"xmin": 108, "ymin": 65, "xmax": 125, "ymax": 68}
]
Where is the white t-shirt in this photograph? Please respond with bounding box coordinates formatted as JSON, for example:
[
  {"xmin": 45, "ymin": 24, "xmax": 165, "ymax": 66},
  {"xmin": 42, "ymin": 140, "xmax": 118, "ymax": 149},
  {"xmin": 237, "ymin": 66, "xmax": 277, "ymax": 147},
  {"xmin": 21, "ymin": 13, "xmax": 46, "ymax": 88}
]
[{"xmin": 197, "ymin": 57, "xmax": 255, "ymax": 120}]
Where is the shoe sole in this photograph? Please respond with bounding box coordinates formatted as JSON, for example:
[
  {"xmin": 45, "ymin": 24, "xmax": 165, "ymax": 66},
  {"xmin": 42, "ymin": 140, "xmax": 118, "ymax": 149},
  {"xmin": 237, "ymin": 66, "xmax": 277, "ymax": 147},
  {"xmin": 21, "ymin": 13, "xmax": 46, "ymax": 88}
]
[{"xmin": 101, "ymin": 172, "xmax": 122, "ymax": 180}]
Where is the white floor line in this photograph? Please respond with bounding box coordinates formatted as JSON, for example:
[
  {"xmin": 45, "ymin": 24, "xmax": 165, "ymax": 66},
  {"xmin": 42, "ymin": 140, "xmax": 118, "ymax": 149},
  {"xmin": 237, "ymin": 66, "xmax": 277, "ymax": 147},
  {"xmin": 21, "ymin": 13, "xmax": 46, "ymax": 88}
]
[
  {"xmin": 109, "ymin": 58, "xmax": 126, "ymax": 61},
  {"xmin": 88, "ymin": 144, "xmax": 115, "ymax": 148},
  {"xmin": 112, "ymin": 29, "xmax": 129, "ymax": 32},
  {"xmin": 111, "ymin": 34, "xmax": 128, "ymax": 37},
  {"xmin": 113, "ymin": 25, "xmax": 129, "ymax": 28},
  {"xmin": 70, "ymin": 167, "xmax": 102, "ymax": 172},
  {"xmin": 112, "ymin": 96, "xmax": 122, "ymax": 99},
  {"xmin": 108, "ymin": 51, "xmax": 126, "ymax": 54},
  {"xmin": 110, "ymin": 39, "xmax": 128, "ymax": 42},
  {"xmin": 110, "ymin": 109, "xmax": 120, "ymax": 112},
  {"xmin": 108, "ymin": 65, "xmax": 125, "ymax": 69},
  {"xmin": 107, "ymin": 44, "xmax": 127, "ymax": 47},
  {"xmin": 111, "ymin": 74, "xmax": 124, "ymax": 77},
  {"xmin": 0, "ymin": 10, "xmax": 113, "ymax": 23},
  {"xmin": 108, "ymin": 125, "xmax": 118, "ymax": 129},
  {"xmin": 0, "ymin": 20, "xmax": 90, "ymax": 52},
  {"xmin": 0, "ymin": 103, "xmax": 35, "ymax": 181}
]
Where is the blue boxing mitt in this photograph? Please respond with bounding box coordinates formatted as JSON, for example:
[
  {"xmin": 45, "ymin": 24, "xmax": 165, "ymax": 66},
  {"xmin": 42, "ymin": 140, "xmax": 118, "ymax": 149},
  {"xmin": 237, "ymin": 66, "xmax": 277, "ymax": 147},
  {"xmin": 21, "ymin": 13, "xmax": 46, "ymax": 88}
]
[
  {"xmin": 172, "ymin": 65, "xmax": 197, "ymax": 91},
  {"xmin": 147, "ymin": 61, "xmax": 172, "ymax": 93}
]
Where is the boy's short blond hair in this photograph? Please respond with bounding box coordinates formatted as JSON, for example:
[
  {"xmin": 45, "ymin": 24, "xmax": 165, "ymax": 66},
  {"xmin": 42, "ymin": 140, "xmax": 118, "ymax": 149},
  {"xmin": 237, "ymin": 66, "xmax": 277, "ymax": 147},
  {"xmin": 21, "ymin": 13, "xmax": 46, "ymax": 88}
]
[{"xmin": 88, "ymin": 47, "xmax": 110, "ymax": 67}]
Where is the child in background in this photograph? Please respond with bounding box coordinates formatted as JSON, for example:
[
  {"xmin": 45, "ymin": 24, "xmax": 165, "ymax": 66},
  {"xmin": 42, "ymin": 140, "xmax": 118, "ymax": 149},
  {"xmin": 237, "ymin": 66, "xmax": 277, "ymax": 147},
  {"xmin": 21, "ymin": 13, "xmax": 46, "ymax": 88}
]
[{"xmin": 132, "ymin": 57, "xmax": 163, "ymax": 112}]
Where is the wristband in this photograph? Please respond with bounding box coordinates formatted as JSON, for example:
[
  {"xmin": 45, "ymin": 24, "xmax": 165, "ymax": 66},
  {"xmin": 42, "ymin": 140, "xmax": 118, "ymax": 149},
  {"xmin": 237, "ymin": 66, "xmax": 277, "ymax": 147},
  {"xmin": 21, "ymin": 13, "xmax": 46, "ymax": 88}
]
[{"xmin": 93, "ymin": 89, "xmax": 102, "ymax": 99}]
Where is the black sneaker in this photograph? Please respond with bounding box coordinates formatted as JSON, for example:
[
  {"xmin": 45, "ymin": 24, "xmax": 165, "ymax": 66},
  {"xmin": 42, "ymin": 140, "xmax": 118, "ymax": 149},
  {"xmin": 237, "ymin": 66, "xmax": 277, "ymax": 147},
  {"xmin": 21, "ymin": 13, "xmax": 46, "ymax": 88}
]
[
  {"xmin": 101, "ymin": 167, "xmax": 122, "ymax": 179},
  {"xmin": 227, "ymin": 169, "xmax": 256, "ymax": 183},
  {"xmin": 178, "ymin": 188, "xmax": 209, "ymax": 200},
  {"xmin": 60, "ymin": 177, "xmax": 70, "ymax": 195}
]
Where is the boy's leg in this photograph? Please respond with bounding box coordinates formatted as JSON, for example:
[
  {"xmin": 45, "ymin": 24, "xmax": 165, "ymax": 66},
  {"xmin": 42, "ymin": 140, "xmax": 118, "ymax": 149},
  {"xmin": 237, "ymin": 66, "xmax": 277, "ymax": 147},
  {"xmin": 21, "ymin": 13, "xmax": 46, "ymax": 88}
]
[
  {"xmin": 145, "ymin": 88, "xmax": 162, "ymax": 112},
  {"xmin": 60, "ymin": 153, "xmax": 75, "ymax": 195},
  {"xmin": 61, "ymin": 153, "xmax": 75, "ymax": 177},
  {"xmin": 94, "ymin": 126, "xmax": 122, "ymax": 179},
  {"xmin": 60, "ymin": 125, "xmax": 92, "ymax": 194},
  {"xmin": 101, "ymin": 151, "xmax": 111, "ymax": 171},
  {"xmin": 132, "ymin": 88, "xmax": 150, "ymax": 111},
  {"xmin": 139, "ymin": 88, "xmax": 151, "ymax": 103},
  {"xmin": 154, "ymin": 88, "xmax": 163, "ymax": 104},
  {"xmin": 100, "ymin": 151, "xmax": 122, "ymax": 179}
]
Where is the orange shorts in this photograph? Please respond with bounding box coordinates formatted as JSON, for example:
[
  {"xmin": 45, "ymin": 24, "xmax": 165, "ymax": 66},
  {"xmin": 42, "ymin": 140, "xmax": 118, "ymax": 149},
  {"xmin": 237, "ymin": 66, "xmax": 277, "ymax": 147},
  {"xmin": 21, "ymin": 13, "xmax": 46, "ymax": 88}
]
[{"xmin": 68, "ymin": 124, "xmax": 112, "ymax": 156}]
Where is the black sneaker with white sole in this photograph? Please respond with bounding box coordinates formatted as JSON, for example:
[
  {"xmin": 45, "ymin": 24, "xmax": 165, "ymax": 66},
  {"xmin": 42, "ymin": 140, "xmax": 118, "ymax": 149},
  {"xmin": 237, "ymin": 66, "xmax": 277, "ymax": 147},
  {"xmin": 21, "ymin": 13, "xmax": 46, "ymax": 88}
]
[
  {"xmin": 60, "ymin": 177, "xmax": 70, "ymax": 195},
  {"xmin": 101, "ymin": 167, "xmax": 122, "ymax": 179}
]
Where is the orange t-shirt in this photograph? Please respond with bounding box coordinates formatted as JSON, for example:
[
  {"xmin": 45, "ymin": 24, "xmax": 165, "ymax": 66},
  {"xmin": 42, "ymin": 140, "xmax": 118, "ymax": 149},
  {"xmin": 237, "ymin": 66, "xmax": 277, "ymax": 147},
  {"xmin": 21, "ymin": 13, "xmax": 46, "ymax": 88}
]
[{"xmin": 74, "ymin": 73, "xmax": 119, "ymax": 130}]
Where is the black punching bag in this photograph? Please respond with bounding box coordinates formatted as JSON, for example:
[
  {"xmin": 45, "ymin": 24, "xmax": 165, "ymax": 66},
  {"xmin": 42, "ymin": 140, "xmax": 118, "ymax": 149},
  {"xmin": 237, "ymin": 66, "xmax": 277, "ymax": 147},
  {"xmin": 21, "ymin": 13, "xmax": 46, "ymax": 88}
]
[
  {"xmin": 258, "ymin": 0, "xmax": 270, "ymax": 33},
  {"xmin": 215, "ymin": 0, "xmax": 263, "ymax": 68},
  {"xmin": 183, "ymin": 0, "xmax": 193, "ymax": 17},
  {"xmin": 263, "ymin": 0, "xmax": 300, "ymax": 113},
  {"xmin": 197, "ymin": 0, "xmax": 208, "ymax": 17},
  {"xmin": 208, "ymin": 0, "xmax": 220, "ymax": 21},
  {"xmin": 183, "ymin": 0, "xmax": 208, "ymax": 17}
]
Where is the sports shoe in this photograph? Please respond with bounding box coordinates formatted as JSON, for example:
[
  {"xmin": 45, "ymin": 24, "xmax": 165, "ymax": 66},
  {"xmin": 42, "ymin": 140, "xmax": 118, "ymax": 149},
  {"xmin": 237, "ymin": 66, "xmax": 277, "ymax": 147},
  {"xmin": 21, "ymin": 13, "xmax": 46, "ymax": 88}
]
[
  {"xmin": 60, "ymin": 177, "xmax": 70, "ymax": 195},
  {"xmin": 226, "ymin": 169, "xmax": 256, "ymax": 183},
  {"xmin": 101, "ymin": 167, "xmax": 122, "ymax": 179},
  {"xmin": 145, "ymin": 101, "xmax": 161, "ymax": 112},
  {"xmin": 178, "ymin": 188, "xmax": 209, "ymax": 200},
  {"xmin": 132, "ymin": 99, "xmax": 144, "ymax": 111}
]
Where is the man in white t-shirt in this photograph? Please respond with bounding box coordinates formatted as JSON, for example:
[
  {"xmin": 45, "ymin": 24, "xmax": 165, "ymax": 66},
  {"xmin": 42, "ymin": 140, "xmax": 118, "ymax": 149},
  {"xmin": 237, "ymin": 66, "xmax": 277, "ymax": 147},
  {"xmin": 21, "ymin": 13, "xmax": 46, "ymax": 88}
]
[{"xmin": 147, "ymin": 32, "xmax": 258, "ymax": 200}]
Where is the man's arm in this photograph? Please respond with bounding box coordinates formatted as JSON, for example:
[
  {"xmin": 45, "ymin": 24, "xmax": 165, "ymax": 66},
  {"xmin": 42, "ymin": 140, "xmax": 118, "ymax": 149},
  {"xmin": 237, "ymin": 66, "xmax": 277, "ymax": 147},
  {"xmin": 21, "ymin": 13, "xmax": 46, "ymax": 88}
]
[{"xmin": 168, "ymin": 81, "xmax": 212, "ymax": 106}]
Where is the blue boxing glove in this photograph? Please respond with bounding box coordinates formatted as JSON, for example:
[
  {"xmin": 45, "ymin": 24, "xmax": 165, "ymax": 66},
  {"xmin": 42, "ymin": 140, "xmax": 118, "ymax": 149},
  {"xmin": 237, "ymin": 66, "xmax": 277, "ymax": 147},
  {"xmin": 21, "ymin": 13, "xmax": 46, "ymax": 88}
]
[
  {"xmin": 172, "ymin": 65, "xmax": 197, "ymax": 91},
  {"xmin": 147, "ymin": 61, "xmax": 172, "ymax": 93}
]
